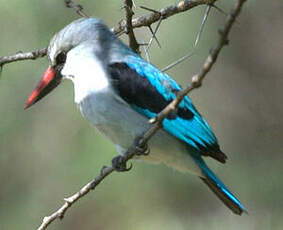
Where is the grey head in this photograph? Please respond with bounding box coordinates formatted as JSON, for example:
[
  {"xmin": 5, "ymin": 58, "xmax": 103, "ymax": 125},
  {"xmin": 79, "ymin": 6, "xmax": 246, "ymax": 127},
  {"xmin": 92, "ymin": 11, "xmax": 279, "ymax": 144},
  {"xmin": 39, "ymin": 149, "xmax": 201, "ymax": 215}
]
[
  {"xmin": 48, "ymin": 17, "xmax": 118, "ymax": 67},
  {"xmin": 26, "ymin": 17, "xmax": 123, "ymax": 109}
]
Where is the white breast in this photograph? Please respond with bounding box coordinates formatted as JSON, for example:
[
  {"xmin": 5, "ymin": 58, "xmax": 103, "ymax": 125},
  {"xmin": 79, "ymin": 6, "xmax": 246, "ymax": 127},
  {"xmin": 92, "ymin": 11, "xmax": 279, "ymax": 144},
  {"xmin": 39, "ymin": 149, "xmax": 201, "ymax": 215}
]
[{"xmin": 61, "ymin": 46, "xmax": 110, "ymax": 104}]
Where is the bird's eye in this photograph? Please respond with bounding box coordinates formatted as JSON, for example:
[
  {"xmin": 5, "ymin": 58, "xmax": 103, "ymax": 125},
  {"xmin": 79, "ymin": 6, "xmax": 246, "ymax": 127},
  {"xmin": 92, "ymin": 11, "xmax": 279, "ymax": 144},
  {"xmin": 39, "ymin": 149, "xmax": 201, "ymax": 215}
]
[{"xmin": 56, "ymin": 52, "xmax": 66, "ymax": 65}]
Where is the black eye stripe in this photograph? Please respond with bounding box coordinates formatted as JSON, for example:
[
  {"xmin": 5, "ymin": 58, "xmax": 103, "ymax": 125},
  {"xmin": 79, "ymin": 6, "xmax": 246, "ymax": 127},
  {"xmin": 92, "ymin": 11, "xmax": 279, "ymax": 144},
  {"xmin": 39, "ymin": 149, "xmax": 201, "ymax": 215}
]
[{"xmin": 56, "ymin": 52, "xmax": 66, "ymax": 65}]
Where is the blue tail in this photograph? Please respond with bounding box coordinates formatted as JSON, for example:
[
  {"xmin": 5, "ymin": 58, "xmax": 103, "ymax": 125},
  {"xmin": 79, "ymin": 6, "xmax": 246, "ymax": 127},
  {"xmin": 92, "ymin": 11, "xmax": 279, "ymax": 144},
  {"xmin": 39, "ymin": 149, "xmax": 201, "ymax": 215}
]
[{"xmin": 195, "ymin": 158, "xmax": 247, "ymax": 215}]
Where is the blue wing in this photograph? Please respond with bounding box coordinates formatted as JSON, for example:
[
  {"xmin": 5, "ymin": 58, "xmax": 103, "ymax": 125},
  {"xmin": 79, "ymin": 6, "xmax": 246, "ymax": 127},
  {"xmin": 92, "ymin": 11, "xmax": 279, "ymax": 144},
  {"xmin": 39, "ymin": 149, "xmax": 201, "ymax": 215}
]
[
  {"xmin": 108, "ymin": 54, "xmax": 248, "ymax": 215},
  {"xmin": 109, "ymin": 55, "xmax": 227, "ymax": 163}
]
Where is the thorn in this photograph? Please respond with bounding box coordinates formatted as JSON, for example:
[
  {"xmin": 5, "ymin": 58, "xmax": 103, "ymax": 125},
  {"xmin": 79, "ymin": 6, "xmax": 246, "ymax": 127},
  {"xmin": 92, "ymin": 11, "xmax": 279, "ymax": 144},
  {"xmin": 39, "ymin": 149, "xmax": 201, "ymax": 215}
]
[
  {"xmin": 140, "ymin": 5, "xmax": 160, "ymax": 14},
  {"xmin": 194, "ymin": 5, "xmax": 211, "ymax": 47},
  {"xmin": 148, "ymin": 25, "xmax": 162, "ymax": 48},
  {"xmin": 146, "ymin": 17, "xmax": 162, "ymax": 54},
  {"xmin": 162, "ymin": 51, "xmax": 194, "ymax": 72},
  {"xmin": 143, "ymin": 43, "xmax": 150, "ymax": 62}
]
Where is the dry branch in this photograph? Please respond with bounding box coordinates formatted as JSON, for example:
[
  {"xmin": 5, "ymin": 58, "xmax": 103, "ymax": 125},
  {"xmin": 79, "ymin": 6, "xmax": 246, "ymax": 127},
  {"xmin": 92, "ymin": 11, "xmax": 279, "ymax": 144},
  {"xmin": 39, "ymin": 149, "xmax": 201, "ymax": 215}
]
[
  {"xmin": 0, "ymin": 48, "xmax": 47, "ymax": 68},
  {"xmin": 113, "ymin": 0, "xmax": 217, "ymax": 34}
]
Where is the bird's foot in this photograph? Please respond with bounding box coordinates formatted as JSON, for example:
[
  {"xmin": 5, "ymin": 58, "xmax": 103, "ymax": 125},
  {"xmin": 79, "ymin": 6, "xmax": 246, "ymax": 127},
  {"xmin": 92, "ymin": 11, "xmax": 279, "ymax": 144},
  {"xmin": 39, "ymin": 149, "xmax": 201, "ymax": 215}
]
[
  {"xmin": 134, "ymin": 135, "xmax": 150, "ymax": 156},
  {"xmin": 112, "ymin": 155, "xmax": 132, "ymax": 172}
]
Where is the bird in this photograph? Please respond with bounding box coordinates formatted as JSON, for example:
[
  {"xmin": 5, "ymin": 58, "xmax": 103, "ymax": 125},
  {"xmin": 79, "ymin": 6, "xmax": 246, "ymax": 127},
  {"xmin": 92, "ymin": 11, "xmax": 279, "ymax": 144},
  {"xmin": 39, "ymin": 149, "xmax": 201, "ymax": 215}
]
[{"xmin": 25, "ymin": 17, "xmax": 246, "ymax": 215}]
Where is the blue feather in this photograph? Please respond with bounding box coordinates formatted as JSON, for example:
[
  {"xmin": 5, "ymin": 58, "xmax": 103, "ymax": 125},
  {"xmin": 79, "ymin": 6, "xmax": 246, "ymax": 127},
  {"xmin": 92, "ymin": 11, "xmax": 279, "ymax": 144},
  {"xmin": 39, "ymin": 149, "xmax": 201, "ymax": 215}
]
[
  {"xmin": 126, "ymin": 55, "xmax": 218, "ymax": 152},
  {"xmin": 125, "ymin": 55, "xmax": 246, "ymax": 214},
  {"xmin": 193, "ymin": 156, "xmax": 247, "ymax": 213}
]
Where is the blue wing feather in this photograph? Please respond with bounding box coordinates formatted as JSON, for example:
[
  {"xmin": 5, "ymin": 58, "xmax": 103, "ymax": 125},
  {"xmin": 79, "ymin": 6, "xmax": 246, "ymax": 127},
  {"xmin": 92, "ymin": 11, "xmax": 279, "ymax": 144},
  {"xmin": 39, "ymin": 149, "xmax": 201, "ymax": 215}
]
[{"xmin": 126, "ymin": 55, "xmax": 218, "ymax": 151}]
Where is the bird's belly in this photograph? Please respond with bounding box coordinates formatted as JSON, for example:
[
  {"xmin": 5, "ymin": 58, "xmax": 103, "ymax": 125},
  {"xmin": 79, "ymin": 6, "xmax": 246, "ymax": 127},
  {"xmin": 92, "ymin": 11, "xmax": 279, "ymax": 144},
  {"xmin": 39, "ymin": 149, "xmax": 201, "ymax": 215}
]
[
  {"xmin": 78, "ymin": 92, "xmax": 201, "ymax": 175},
  {"xmin": 78, "ymin": 91, "xmax": 150, "ymax": 147}
]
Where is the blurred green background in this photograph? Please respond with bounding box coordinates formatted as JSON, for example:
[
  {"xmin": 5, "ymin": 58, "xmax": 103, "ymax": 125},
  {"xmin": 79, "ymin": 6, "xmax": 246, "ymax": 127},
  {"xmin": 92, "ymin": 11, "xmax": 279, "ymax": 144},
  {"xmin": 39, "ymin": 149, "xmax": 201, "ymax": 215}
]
[{"xmin": 0, "ymin": 0, "xmax": 282, "ymax": 229}]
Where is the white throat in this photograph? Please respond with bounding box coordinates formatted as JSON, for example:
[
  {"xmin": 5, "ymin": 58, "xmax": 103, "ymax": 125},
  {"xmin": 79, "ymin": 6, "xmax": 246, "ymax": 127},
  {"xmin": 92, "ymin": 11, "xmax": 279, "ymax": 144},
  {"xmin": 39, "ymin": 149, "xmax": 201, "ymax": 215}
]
[{"xmin": 61, "ymin": 48, "xmax": 109, "ymax": 104}]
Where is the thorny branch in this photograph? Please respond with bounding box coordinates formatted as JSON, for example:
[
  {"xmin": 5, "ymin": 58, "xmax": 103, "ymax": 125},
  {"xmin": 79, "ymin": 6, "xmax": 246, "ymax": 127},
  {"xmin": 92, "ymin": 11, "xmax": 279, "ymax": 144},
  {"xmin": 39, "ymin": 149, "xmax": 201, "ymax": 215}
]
[
  {"xmin": 35, "ymin": 0, "xmax": 247, "ymax": 229},
  {"xmin": 0, "ymin": 0, "xmax": 217, "ymax": 67},
  {"xmin": 113, "ymin": 0, "xmax": 217, "ymax": 34}
]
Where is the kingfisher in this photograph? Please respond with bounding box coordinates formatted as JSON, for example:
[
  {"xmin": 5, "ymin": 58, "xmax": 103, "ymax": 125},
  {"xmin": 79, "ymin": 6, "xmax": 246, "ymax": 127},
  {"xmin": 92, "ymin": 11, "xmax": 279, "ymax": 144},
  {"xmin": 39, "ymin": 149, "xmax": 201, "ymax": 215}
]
[{"xmin": 25, "ymin": 17, "xmax": 246, "ymax": 215}]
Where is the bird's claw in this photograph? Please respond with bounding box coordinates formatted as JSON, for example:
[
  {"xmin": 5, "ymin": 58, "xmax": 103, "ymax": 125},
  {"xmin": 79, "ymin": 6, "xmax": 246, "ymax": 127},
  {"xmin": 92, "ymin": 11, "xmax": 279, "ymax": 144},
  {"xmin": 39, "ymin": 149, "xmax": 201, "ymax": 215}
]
[
  {"xmin": 112, "ymin": 155, "xmax": 132, "ymax": 172},
  {"xmin": 134, "ymin": 136, "xmax": 150, "ymax": 156}
]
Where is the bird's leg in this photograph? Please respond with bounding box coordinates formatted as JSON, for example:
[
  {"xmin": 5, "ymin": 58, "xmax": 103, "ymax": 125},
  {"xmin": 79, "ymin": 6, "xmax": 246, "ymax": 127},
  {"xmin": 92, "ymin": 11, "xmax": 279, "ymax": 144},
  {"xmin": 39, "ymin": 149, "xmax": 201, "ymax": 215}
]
[
  {"xmin": 112, "ymin": 135, "xmax": 150, "ymax": 172},
  {"xmin": 112, "ymin": 155, "xmax": 132, "ymax": 172},
  {"xmin": 133, "ymin": 135, "xmax": 150, "ymax": 156}
]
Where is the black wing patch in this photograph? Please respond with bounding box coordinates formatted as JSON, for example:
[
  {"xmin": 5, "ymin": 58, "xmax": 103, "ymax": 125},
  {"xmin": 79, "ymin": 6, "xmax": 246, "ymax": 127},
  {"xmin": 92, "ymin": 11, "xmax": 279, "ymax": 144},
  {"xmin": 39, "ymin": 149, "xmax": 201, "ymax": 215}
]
[
  {"xmin": 195, "ymin": 142, "xmax": 227, "ymax": 163},
  {"xmin": 108, "ymin": 63, "xmax": 194, "ymax": 120}
]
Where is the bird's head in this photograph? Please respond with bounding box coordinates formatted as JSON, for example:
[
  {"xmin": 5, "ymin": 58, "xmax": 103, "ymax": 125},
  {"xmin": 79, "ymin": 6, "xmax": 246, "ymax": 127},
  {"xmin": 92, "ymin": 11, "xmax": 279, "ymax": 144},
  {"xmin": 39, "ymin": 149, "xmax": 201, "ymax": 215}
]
[{"xmin": 25, "ymin": 17, "xmax": 111, "ymax": 109}]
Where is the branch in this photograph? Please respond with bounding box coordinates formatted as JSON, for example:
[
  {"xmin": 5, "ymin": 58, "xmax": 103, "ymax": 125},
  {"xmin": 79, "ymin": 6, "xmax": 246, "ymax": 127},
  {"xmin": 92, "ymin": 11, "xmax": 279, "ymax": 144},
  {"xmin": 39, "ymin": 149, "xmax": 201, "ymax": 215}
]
[
  {"xmin": 112, "ymin": 0, "xmax": 217, "ymax": 34},
  {"xmin": 36, "ymin": 0, "xmax": 247, "ymax": 229},
  {"xmin": 0, "ymin": 48, "xmax": 47, "ymax": 68},
  {"xmin": 124, "ymin": 0, "xmax": 140, "ymax": 54},
  {"xmin": 0, "ymin": 0, "xmax": 216, "ymax": 67},
  {"xmin": 37, "ymin": 166, "xmax": 114, "ymax": 230}
]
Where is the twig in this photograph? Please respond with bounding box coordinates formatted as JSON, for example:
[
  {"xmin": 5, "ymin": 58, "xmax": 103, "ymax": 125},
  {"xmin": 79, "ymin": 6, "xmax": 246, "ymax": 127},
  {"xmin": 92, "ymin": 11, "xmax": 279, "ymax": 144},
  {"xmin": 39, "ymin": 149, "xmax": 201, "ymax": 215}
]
[
  {"xmin": 36, "ymin": 0, "xmax": 247, "ymax": 229},
  {"xmin": 124, "ymin": 0, "xmax": 140, "ymax": 54},
  {"xmin": 64, "ymin": 0, "xmax": 88, "ymax": 17},
  {"xmin": 37, "ymin": 166, "xmax": 114, "ymax": 230},
  {"xmin": 146, "ymin": 17, "xmax": 162, "ymax": 51},
  {"xmin": 0, "ymin": 48, "xmax": 47, "ymax": 68},
  {"xmin": 113, "ymin": 0, "xmax": 217, "ymax": 34}
]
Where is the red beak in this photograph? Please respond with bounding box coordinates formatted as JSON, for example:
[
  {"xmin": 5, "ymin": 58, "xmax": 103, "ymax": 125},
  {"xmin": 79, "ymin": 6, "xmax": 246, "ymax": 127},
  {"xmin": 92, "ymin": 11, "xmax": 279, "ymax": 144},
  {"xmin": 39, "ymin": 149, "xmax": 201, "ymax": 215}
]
[{"xmin": 25, "ymin": 66, "xmax": 62, "ymax": 109}]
